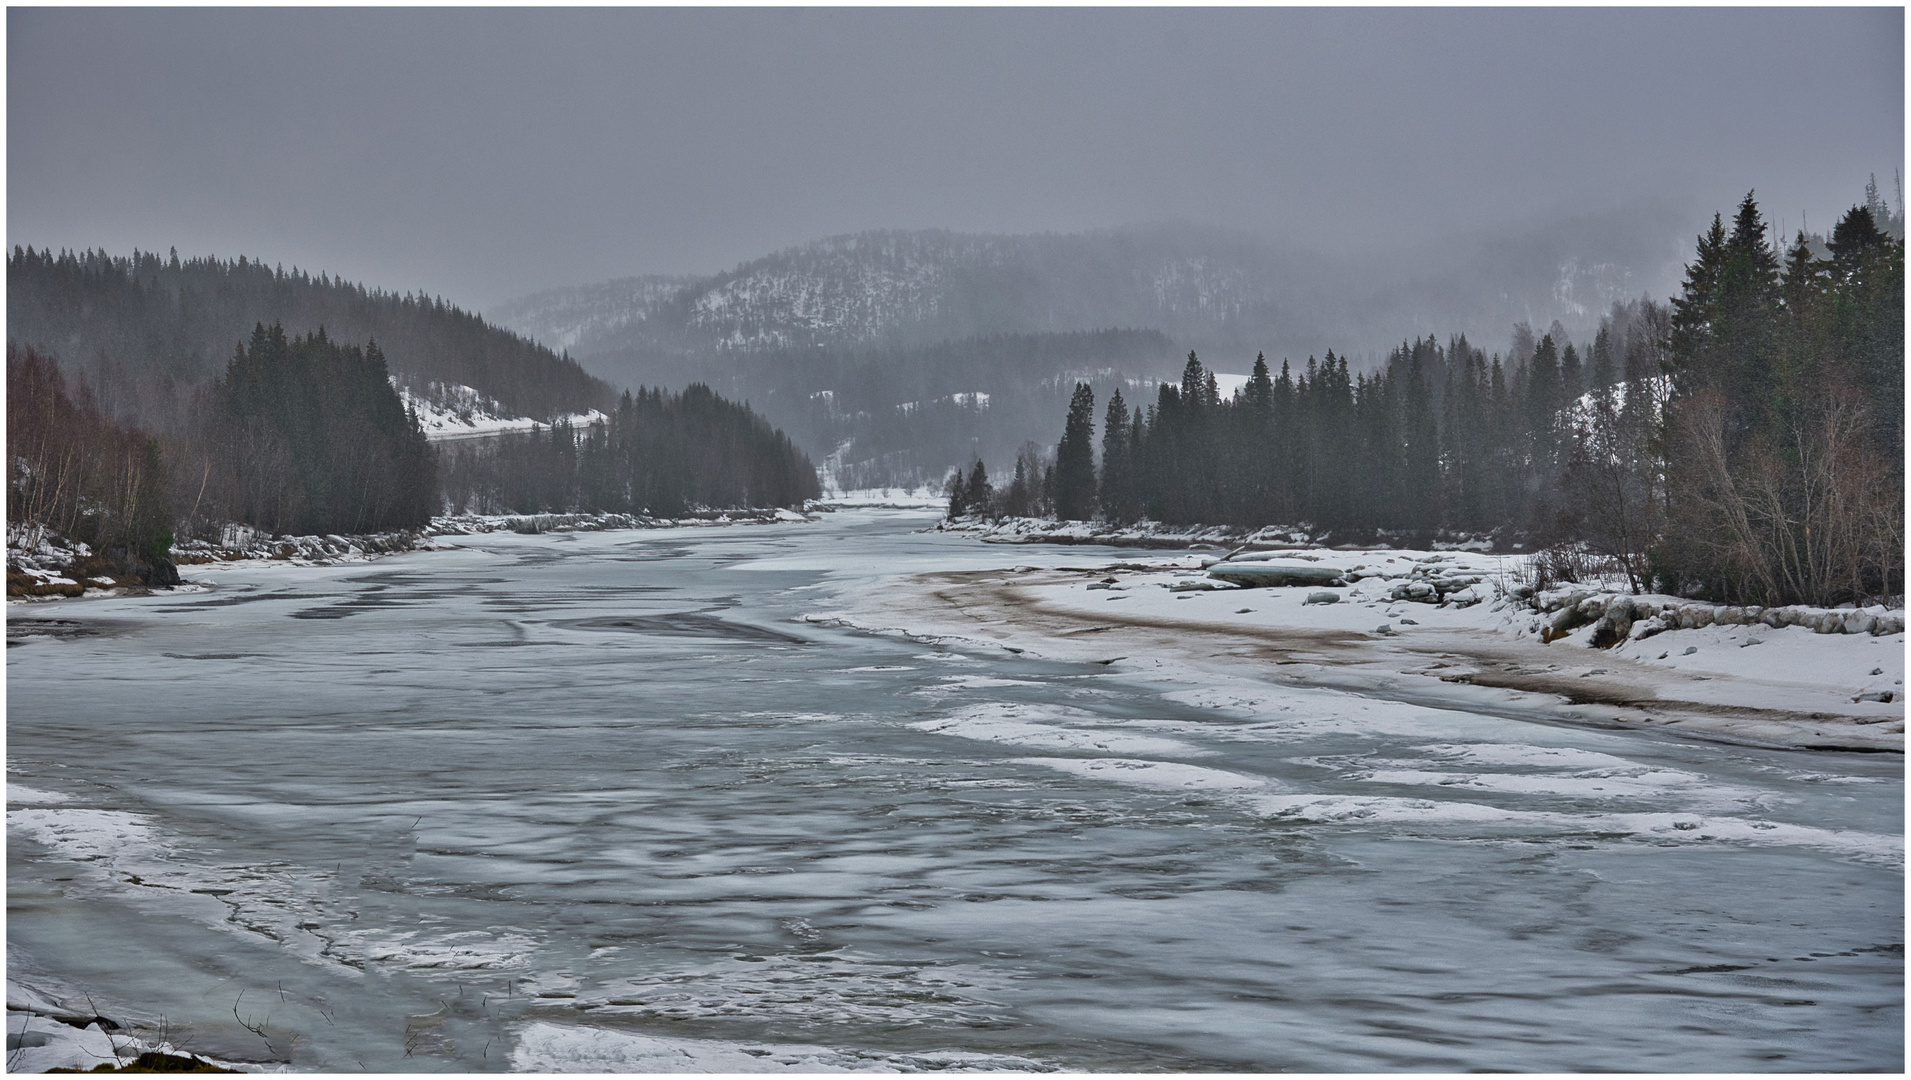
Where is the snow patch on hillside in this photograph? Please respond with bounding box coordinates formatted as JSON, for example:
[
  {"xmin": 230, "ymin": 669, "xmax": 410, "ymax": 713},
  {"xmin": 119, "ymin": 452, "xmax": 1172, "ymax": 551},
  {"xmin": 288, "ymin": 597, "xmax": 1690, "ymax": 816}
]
[
  {"xmin": 898, "ymin": 392, "xmax": 991, "ymax": 414},
  {"xmin": 397, "ymin": 382, "xmax": 605, "ymax": 443}
]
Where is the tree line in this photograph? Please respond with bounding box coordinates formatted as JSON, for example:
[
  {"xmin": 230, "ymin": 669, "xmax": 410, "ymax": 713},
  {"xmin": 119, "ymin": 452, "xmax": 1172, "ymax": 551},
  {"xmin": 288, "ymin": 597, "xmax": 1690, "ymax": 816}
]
[
  {"xmin": 7, "ymin": 246, "xmax": 611, "ymax": 430},
  {"xmin": 10, "ymin": 325, "xmax": 820, "ymax": 565},
  {"xmin": 439, "ymin": 383, "xmax": 821, "ymax": 516},
  {"xmin": 196, "ymin": 323, "xmax": 438, "ymax": 535},
  {"xmin": 7, "ymin": 343, "xmax": 174, "ymax": 573},
  {"xmin": 978, "ymin": 193, "xmax": 1902, "ymax": 608}
]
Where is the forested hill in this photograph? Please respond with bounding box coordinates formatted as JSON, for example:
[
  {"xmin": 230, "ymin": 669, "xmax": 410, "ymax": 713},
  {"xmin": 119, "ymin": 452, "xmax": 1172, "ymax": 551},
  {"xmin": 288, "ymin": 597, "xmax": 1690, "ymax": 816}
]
[
  {"xmin": 492, "ymin": 214, "xmax": 1697, "ymax": 378},
  {"xmin": 8, "ymin": 247, "xmax": 612, "ymax": 429}
]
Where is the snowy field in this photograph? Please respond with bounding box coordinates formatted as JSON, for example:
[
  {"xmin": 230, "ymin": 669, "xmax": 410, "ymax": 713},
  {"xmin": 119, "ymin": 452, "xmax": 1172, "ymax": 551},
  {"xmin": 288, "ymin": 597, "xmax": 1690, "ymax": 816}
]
[{"xmin": 7, "ymin": 506, "xmax": 1902, "ymax": 1071}]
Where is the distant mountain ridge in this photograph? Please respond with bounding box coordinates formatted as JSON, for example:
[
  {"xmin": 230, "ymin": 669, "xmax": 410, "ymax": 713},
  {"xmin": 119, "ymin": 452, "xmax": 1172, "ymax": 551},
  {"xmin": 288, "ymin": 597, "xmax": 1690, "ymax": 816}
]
[{"xmin": 491, "ymin": 213, "xmax": 1693, "ymax": 372}]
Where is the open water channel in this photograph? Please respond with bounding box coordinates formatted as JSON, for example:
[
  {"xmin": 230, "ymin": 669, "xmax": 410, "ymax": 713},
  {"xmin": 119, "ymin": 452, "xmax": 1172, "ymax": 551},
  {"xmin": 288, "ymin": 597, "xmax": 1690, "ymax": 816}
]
[{"xmin": 7, "ymin": 508, "xmax": 1902, "ymax": 1071}]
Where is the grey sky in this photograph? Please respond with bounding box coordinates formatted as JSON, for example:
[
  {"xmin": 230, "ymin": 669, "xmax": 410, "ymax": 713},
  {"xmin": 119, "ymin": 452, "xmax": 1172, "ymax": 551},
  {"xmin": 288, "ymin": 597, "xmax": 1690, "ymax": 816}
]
[{"xmin": 9, "ymin": 7, "xmax": 1903, "ymax": 310}]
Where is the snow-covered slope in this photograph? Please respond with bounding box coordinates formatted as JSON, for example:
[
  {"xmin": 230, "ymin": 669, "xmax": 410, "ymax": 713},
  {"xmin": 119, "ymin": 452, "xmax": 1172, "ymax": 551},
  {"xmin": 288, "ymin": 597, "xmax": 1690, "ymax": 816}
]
[{"xmin": 399, "ymin": 381, "xmax": 605, "ymax": 442}]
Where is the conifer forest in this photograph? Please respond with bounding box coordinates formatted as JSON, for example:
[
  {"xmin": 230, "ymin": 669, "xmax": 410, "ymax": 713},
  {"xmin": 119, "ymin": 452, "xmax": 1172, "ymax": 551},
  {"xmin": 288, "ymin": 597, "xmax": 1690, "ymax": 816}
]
[
  {"xmin": 5, "ymin": 250, "xmax": 822, "ymax": 569},
  {"xmin": 990, "ymin": 195, "xmax": 1903, "ymax": 609}
]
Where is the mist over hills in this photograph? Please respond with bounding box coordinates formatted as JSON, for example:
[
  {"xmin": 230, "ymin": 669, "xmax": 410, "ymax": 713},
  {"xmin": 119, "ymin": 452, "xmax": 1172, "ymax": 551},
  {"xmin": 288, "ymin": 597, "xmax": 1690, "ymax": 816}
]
[
  {"xmin": 489, "ymin": 207, "xmax": 1695, "ymax": 488},
  {"xmin": 494, "ymin": 207, "xmax": 1694, "ymax": 371}
]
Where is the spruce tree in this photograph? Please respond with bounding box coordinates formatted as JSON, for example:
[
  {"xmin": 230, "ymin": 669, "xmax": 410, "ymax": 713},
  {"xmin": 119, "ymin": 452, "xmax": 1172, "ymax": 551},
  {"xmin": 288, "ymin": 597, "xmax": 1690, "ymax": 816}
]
[
  {"xmin": 1399, "ymin": 349, "xmax": 1440, "ymax": 530},
  {"xmin": 1053, "ymin": 382, "xmax": 1098, "ymax": 520},
  {"xmin": 944, "ymin": 468, "xmax": 967, "ymax": 519},
  {"xmin": 1669, "ymin": 213, "xmax": 1729, "ymax": 394},
  {"xmin": 1244, "ymin": 353, "xmax": 1273, "ymax": 412},
  {"xmin": 964, "ymin": 459, "xmax": 992, "ymax": 516},
  {"xmin": 1099, "ymin": 387, "xmax": 1133, "ymax": 523},
  {"xmin": 1589, "ymin": 326, "xmax": 1616, "ymax": 394}
]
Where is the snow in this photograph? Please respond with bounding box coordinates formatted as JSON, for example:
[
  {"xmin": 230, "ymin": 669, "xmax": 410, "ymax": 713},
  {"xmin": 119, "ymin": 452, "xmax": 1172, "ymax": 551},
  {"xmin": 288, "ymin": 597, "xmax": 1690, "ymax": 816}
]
[
  {"xmin": 897, "ymin": 392, "xmax": 991, "ymax": 415},
  {"xmin": 912, "ymin": 702, "xmax": 1206, "ymax": 756},
  {"xmin": 1246, "ymin": 795, "xmax": 1901, "ymax": 865},
  {"xmin": 1564, "ymin": 375, "xmax": 1673, "ymax": 434},
  {"xmin": 1015, "ymin": 757, "xmax": 1270, "ymax": 791},
  {"xmin": 7, "ymin": 1011, "xmax": 126, "ymax": 1073},
  {"xmin": 816, "ymin": 486, "xmax": 948, "ymax": 509},
  {"xmin": 7, "ymin": 807, "xmax": 173, "ymax": 871},
  {"xmin": 397, "ymin": 381, "xmax": 606, "ymax": 443},
  {"xmin": 510, "ymin": 1021, "xmax": 1049, "ymax": 1073},
  {"xmin": 1206, "ymin": 559, "xmax": 1345, "ymax": 586},
  {"xmin": 6, "ymin": 972, "xmax": 265, "ymax": 1074},
  {"xmin": 832, "ymin": 536, "xmax": 1903, "ymax": 751}
]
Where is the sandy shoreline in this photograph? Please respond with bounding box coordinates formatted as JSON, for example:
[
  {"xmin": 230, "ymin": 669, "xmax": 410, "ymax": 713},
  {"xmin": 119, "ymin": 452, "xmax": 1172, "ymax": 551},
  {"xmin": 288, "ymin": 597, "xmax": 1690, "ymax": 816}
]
[{"xmin": 834, "ymin": 559, "xmax": 1905, "ymax": 754}]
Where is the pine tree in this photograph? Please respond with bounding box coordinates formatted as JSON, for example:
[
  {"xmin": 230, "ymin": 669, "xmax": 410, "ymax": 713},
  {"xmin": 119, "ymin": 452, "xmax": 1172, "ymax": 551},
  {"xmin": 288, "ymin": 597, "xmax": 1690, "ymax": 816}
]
[
  {"xmin": 1005, "ymin": 456, "xmax": 1031, "ymax": 517},
  {"xmin": 1825, "ymin": 204, "xmax": 1904, "ymax": 451},
  {"xmin": 1099, "ymin": 387, "xmax": 1134, "ymax": 523},
  {"xmin": 1244, "ymin": 353, "xmax": 1273, "ymax": 412},
  {"xmin": 964, "ymin": 459, "xmax": 992, "ymax": 516},
  {"xmin": 1589, "ymin": 326, "xmax": 1616, "ymax": 394},
  {"xmin": 1179, "ymin": 351, "xmax": 1209, "ymax": 405},
  {"xmin": 1398, "ymin": 348, "xmax": 1440, "ymax": 530},
  {"xmin": 1053, "ymin": 382, "xmax": 1098, "ymax": 520},
  {"xmin": 944, "ymin": 468, "xmax": 967, "ymax": 519},
  {"xmin": 1524, "ymin": 333, "xmax": 1562, "ymax": 483},
  {"xmin": 1669, "ymin": 213, "xmax": 1729, "ymax": 394},
  {"xmin": 1560, "ymin": 343, "xmax": 1583, "ymax": 404}
]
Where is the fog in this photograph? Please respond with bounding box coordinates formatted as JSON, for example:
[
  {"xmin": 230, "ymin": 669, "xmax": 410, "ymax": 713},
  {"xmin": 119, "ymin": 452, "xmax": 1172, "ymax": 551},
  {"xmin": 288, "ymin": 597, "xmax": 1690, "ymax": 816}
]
[{"xmin": 9, "ymin": 8, "xmax": 1902, "ymax": 310}]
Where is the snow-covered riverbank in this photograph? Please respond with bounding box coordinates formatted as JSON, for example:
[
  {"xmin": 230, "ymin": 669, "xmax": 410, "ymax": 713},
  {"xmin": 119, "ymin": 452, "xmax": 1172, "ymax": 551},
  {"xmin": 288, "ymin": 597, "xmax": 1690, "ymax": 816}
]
[
  {"xmin": 826, "ymin": 542, "xmax": 1905, "ymax": 752},
  {"xmin": 7, "ymin": 508, "xmax": 822, "ymax": 603},
  {"xmin": 936, "ymin": 512, "xmax": 1502, "ymax": 551}
]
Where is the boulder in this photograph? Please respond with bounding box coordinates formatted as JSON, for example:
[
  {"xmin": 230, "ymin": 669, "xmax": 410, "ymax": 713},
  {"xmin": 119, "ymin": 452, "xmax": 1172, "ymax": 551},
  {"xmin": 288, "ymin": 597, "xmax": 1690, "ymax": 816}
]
[
  {"xmin": 141, "ymin": 556, "xmax": 181, "ymax": 588},
  {"xmin": 1207, "ymin": 561, "xmax": 1345, "ymax": 588},
  {"xmin": 1303, "ymin": 591, "xmax": 1341, "ymax": 605},
  {"xmin": 1587, "ymin": 609, "xmax": 1633, "ymax": 649},
  {"xmin": 1542, "ymin": 605, "xmax": 1595, "ymax": 642},
  {"xmin": 1630, "ymin": 615, "xmax": 1671, "ymax": 642}
]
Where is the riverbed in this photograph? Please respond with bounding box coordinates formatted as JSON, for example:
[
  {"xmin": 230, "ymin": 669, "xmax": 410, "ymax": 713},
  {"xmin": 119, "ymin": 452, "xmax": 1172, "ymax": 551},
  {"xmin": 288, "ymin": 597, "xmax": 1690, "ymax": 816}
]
[{"xmin": 7, "ymin": 507, "xmax": 1902, "ymax": 1071}]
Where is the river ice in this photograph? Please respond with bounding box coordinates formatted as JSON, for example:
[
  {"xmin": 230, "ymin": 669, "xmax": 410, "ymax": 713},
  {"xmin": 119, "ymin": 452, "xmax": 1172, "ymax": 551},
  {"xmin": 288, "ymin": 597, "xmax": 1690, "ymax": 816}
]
[{"xmin": 7, "ymin": 507, "xmax": 1902, "ymax": 1071}]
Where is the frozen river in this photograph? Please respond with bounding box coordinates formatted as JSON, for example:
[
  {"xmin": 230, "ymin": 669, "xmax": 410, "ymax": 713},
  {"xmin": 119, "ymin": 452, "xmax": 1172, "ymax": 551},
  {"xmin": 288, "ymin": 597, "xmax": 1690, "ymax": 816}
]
[{"xmin": 7, "ymin": 508, "xmax": 1902, "ymax": 1071}]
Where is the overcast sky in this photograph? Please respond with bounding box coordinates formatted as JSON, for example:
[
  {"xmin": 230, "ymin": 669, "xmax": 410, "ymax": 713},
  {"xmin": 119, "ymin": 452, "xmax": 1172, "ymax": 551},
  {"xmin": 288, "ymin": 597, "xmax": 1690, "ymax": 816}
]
[{"xmin": 9, "ymin": 7, "xmax": 1903, "ymax": 310}]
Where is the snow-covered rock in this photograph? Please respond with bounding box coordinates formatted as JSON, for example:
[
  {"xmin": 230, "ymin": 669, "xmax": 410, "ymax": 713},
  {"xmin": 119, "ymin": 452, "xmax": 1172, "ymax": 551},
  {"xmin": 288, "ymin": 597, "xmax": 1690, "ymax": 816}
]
[{"xmin": 1208, "ymin": 561, "xmax": 1346, "ymax": 587}]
